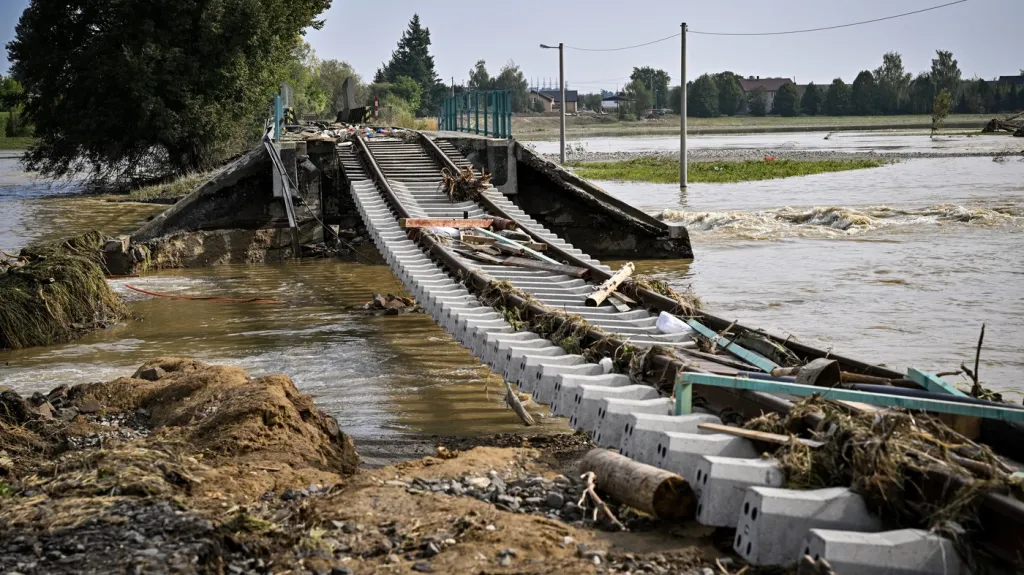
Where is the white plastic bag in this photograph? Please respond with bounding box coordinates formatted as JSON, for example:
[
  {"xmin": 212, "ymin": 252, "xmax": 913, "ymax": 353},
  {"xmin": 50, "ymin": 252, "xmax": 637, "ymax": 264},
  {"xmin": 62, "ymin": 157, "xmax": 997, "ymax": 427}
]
[{"xmin": 656, "ymin": 311, "xmax": 693, "ymax": 335}]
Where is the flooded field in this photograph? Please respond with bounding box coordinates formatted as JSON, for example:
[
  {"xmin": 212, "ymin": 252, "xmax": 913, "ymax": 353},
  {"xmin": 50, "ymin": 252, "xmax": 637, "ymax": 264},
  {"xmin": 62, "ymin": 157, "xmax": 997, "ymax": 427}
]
[{"xmin": 2, "ymin": 148, "xmax": 1022, "ymax": 456}]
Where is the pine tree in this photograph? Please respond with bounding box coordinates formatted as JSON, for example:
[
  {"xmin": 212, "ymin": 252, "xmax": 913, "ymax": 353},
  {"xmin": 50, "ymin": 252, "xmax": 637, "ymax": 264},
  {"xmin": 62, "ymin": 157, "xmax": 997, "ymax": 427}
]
[
  {"xmin": 851, "ymin": 71, "xmax": 878, "ymax": 115},
  {"xmin": 772, "ymin": 83, "xmax": 800, "ymax": 117},
  {"xmin": 375, "ymin": 14, "xmax": 444, "ymax": 116},
  {"xmin": 824, "ymin": 78, "xmax": 851, "ymax": 115}
]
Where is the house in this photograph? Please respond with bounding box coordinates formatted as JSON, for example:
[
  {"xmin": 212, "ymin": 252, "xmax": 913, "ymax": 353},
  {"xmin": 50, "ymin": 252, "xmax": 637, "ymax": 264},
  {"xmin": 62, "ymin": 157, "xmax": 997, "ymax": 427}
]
[
  {"xmin": 528, "ymin": 89, "xmax": 579, "ymax": 113},
  {"xmin": 997, "ymin": 75, "xmax": 1023, "ymax": 88},
  {"xmin": 737, "ymin": 76, "xmax": 794, "ymax": 113}
]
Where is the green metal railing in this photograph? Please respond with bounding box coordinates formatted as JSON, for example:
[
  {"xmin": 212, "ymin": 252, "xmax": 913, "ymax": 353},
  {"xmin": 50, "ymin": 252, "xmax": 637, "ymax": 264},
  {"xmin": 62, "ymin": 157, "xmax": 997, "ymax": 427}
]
[{"xmin": 438, "ymin": 90, "xmax": 513, "ymax": 138}]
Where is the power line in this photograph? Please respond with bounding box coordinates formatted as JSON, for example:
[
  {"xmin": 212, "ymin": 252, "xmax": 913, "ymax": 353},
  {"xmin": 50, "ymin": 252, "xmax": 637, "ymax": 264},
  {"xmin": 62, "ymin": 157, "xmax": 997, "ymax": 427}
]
[
  {"xmin": 562, "ymin": 0, "xmax": 965, "ymax": 51},
  {"xmin": 691, "ymin": 0, "xmax": 966, "ymax": 36}
]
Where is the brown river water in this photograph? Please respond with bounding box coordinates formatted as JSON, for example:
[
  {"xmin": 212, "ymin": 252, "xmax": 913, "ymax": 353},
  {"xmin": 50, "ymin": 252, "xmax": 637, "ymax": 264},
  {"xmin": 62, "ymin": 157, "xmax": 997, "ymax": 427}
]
[{"xmin": 1, "ymin": 150, "xmax": 1023, "ymax": 456}]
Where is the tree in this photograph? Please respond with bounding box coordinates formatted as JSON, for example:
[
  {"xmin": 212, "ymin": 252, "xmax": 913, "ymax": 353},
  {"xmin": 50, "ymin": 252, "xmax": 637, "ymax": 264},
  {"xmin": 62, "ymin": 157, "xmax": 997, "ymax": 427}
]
[
  {"xmin": 582, "ymin": 93, "xmax": 604, "ymax": 112},
  {"xmin": 531, "ymin": 99, "xmax": 546, "ymax": 113},
  {"xmin": 772, "ymin": 83, "xmax": 800, "ymax": 117},
  {"xmin": 873, "ymin": 52, "xmax": 912, "ymax": 114},
  {"xmin": 283, "ymin": 40, "xmax": 328, "ymax": 119},
  {"xmin": 931, "ymin": 88, "xmax": 952, "ymax": 136},
  {"xmin": 688, "ymin": 74, "xmax": 719, "ymax": 117},
  {"xmin": 492, "ymin": 61, "xmax": 530, "ymax": 113},
  {"xmin": 747, "ymin": 86, "xmax": 768, "ymax": 116},
  {"xmin": 623, "ymin": 79, "xmax": 652, "ymax": 119},
  {"xmin": 714, "ymin": 72, "xmax": 744, "ymax": 116},
  {"xmin": 315, "ymin": 59, "xmax": 368, "ymax": 113},
  {"xmin": 851, "ymin": 71, "xmax": 878, "ymax": 115},
  {"xmin": 7, "ymin": 0, "xmax": 331, "ymax": 184},
  {"xmin": 375, "ymin": 14, "xmax": 445, "ymax": 116},
  {"xmin": 976, "ymin": 78, "xmax": 994, "ymax": 113},
  {"xmin": 667, "ymin": 85, "xmax": 683, "ymax": 115},
  {"xmin": 824, "ymin": 78, "xmax": 851, "ymax": 115},
  {"xmin": 630, "ymin": 67, "xmax": 670, "ymax": 109},
  {"xmin": 931, "ymin": 50, "xmax": 962, "ymax": 98},
  {"xmin": 467, "ymin": 60, "xmax": 492, "ymax": 90},
  {"xmin": 907, "ymin": 73, "xmax": 935, "ymax": 115},
  {"xmin": 0, "ymin": 76, "xmax": 22, "ymax": 111},
  {"xmin": 800, "ymin": 82, "xmax": 821, "ymax": 116}
]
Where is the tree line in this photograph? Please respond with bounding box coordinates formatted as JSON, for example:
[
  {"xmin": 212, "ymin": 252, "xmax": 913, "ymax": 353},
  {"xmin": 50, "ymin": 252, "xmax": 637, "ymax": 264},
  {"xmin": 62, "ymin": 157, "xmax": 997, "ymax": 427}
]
[
  {"xmin": 0, "ymin": 75, "xmax": 31, "ymax": 138},
  {"xmin": 683, "ymin": 50, "xmax": 1023, "ymax": 118}
]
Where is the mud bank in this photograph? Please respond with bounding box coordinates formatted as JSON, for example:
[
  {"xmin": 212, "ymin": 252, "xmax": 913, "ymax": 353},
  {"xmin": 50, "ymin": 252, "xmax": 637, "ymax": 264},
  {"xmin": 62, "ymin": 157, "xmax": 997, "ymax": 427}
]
[{"xmin": 0, "ymin": 360, "xmax": 729, "ymax": 575}]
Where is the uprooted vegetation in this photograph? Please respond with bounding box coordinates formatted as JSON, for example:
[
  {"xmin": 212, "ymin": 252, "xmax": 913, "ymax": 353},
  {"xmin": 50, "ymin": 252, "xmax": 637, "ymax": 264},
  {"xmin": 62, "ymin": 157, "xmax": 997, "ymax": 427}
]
[
  {"xmin": 439, "ymin": 165, "xmax": 492, "ymax": 203},
  {"xmin": 746, "ymin": 396, "xmax": 1024, "ymax": 569},
  {"xmin": 0, "ymin": 231, "xmax": 127, "ymax": 350}
]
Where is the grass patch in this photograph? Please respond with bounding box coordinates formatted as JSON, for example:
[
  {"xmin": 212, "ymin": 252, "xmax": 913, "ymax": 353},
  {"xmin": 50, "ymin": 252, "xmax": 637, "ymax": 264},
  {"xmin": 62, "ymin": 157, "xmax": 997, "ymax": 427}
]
[
  {"xmin": 0, "ymin": 231, "xmax": 128, "ymax": 350},
  {"xmin": 0, "ymin": 137, "xmax": 36, "ymax": 151},
  {"xmin": 125, "ymin": 171, "xmax": 213, "ymax": 203},
  {"xmin": 569, "ymin": 157, "xmax": 888, "ymax": 184}
]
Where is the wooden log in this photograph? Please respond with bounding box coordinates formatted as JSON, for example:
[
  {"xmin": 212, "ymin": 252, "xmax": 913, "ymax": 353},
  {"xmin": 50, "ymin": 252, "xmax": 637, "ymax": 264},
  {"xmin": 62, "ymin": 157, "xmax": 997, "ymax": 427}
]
[
  {"xmin": 504, "ymin": 381, "xmax": 535, "ymax": 426},
  {"xmin": 400, "ymin": 218, "xmax": 494, "ymax": 229},
  {"xmin": 585, "ymin": 262, "xmax": 635, "ymax": 307},
  {"xmin": 697, "ymin": 422, "xmax": 825, "ymax": 448},
  {"xmin": 501, "ymin": 256, "xmax": 589, "ymax": 278},
  {"xmin": 578, "ymin": 448, "xmax": 695, "ymax": 520}
]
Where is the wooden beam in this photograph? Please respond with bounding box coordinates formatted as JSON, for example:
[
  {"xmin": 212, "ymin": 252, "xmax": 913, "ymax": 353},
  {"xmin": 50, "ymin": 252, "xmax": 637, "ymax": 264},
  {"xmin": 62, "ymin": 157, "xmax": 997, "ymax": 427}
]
[
  {"xmin": 400, "ymin": 218, "xmax": 494, "ymax": 229},
  {"xmin": 453, "ymin": 248, "xmax": 505, "ymax": 265},
  {"xmin": 501, "ymin": 256, "xmax": 589, "ymax": 278},
  {"xmin": 675, "ymin": 373, "xmax": 1024, "ymax": 423},
  {"xmin": 697, "ymin": 422, "xmax": 825, "ymax": 448},
  {"xmin": 586, "ymin": 262, "xmax": 635, "ymax": 307},
  {"xmin": 686, "ymin": 319, "xmax": 780, "ymax": 374},
  {"xmin": 907, "ymin": 367, "xmax": 968, "ymax": 397}
]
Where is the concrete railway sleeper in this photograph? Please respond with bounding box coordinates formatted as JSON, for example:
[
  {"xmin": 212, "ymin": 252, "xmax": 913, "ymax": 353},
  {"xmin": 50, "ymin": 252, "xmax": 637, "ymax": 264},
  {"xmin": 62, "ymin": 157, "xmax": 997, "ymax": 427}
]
[{"xmin": 342, "ymin": 134, "xmax": 1021, "ymax": 571}]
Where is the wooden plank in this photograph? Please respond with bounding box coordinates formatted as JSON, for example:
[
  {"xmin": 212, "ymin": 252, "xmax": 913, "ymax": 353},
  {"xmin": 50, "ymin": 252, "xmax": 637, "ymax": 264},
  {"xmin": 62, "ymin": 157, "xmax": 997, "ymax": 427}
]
[
  {"xmin": 607, "ymin": 293, "xmax": 631, "ymax": 313},
  {"xmin": 676, "ymin": 373, "xmax": 1024, "ymax": 423},
  {"xmin": 611, "ymin": 291, "xmax": 637, "ymax": 305},
  {"xmin": 400, "ymin": 218, "xmax": 494, "ymax": 229},
  {"xmin": 453, "ymin": 248, "xmax": 504, "ymax": 265},
  {"xmin": 501, "ymin": 256, "xmax": 589, "ymax": 278},
  {"xmin": 461, "ymin": 235, "xmax": 548, "ymax": 251},
  {"xmin": 697, "ymin": 422, "xmax": 825, "ymax": 448},
  {"xmin": 472, "ymin": 227, "xmax": 561, "ymax": 265},
  {"xmin": 907, "ymin": 367, "xmax": 968, "ymax": 397},
  {"xmin": 586, "ymin": 262, "xmax": 635, "ymax": 307},
  {"xmin": 686, "ymin": 319, "xmax": 780, "ymax": 374}
]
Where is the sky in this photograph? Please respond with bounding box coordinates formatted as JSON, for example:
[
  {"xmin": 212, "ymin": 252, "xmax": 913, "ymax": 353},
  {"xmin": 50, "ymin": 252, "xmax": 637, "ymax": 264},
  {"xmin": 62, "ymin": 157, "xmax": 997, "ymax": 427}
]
[{"xmin": 2, "ymin": 0, "xmax": 1022, "ymax": 92}]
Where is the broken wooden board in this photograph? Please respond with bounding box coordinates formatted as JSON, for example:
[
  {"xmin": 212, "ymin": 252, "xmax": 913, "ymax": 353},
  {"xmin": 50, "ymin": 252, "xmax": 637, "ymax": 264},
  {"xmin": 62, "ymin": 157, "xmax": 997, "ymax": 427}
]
[
  {"xmin": 400, "ymin": 218, "xmax": 493, "ymax": 229},
  {"xmin": 501, "ymin": 257, "xmax": 589, "ymax": 278},
  {"xmin": 607, "ymin": 293, "xmax": 631, "ymax": 313},
  {"xmin": 460, "ymin": 235, "xmax": 548, "ymax": 251},
  {"xmin": 453, "ymin": 248, "xmax": 505, "ymax": 265},
  {"xmin": 697, "ymin": 422, "xmax": 825, "ymax": 448}
]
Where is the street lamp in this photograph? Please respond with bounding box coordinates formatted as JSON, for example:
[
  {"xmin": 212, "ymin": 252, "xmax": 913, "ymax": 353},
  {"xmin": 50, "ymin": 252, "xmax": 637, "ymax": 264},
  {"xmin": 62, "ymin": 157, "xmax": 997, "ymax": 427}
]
[{"xmin": 540, "ymin": 43, "xmax": 566, "ymax": 164}]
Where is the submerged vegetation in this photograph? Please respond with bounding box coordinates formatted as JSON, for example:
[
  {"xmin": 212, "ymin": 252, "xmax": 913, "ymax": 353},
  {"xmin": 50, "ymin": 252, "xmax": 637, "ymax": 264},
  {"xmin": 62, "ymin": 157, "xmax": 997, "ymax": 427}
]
[
  {"xmin": 0, "ymin": 232, "xmax": 126, "ymax": 350},
  {"xmin": 569, "ymin": 157, "xmax": 889, "ymax": 184}
]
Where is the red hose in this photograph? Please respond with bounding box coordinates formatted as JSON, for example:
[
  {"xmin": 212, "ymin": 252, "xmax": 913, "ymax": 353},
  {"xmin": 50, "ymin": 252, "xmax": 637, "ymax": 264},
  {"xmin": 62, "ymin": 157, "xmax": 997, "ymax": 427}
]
[{"xmin": 125, "ymin": 283, "xmax": 284, "ymax": 304}]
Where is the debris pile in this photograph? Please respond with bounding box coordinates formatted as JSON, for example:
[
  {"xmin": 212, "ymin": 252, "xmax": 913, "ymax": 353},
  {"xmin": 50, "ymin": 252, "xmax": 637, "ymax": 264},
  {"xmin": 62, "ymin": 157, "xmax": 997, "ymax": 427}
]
[
  {"xmin": 357, "ymin": 292, "xmax": 422, "ymax": 315},
  {"xmin": 0, "ymin": 232, "xmax": 128, "ymax": 350},
  {"xmin": 439, "ymin": 165, "xmax": 492, "ymax": 203},
  {"xmin": 981, "ymin": 112, "xmax": 1024, "ymax": 136},
  {"xmin": 745, "ymin": 396, "xmax": 1024, "ymax": 566}
]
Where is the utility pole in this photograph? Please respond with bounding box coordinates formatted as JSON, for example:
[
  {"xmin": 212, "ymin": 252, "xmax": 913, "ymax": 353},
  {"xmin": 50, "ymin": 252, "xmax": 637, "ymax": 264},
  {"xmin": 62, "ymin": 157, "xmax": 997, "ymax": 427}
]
[
  {"xmin": 540, "ymin": 43, "xmax": 566, "ymax": 164},
  {"xmin": 559, "ymin": 42, "xmax": 566, "ymax": 164},
  {"xmin": 679, "ymin": 22, "xmax": 688, "ymax": 189}
]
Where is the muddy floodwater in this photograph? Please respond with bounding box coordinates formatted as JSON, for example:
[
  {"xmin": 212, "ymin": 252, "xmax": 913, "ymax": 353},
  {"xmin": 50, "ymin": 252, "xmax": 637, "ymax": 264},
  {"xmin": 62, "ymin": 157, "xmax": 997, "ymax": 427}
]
[{"xmin": 2, "ymin": 148, "xmax": 1023, "ymax": 457}]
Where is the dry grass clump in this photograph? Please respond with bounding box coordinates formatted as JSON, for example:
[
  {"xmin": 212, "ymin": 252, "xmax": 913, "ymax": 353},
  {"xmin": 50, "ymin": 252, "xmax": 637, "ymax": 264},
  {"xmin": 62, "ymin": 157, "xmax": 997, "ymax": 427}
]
[
  {"xmin": 0, "ymin": 231, "xmax": 127, "ymax": 349},
  {"xmin": 439, "ymin": 166, "xmax": 492, "ymax": 203},
  {"xmin": 628, "ymin": 275, "xmax": 702, "ymax": 317}
]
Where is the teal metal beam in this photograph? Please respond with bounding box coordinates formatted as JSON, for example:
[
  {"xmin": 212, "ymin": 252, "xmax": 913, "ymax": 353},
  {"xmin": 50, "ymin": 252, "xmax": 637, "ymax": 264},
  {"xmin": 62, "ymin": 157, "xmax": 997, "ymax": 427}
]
[
  {"xmin": 685, "ymin": 319, "xmax": 779, "ymax": 373},
  {"xmin": 675, "ymin": 373, "xmax": 1024, "ymax": 423},
  {"xmin": 906, "ymin": 367, "xmax": 968, "ymax": 397}
]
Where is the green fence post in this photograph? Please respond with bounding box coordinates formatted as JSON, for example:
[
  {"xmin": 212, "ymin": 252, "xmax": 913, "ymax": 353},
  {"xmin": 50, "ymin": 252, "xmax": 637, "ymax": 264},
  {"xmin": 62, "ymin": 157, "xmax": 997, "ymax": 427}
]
[
  {"xmin": 474, "ymin": 92, "xmax": 479, "ymax": 134},
  {"xmin": 483, "ymin": 92, "xmax": 489, "ymax": 136},
  {"xmin": 506, "ymin": 91, "xmax": 512, "ymax": 137}
]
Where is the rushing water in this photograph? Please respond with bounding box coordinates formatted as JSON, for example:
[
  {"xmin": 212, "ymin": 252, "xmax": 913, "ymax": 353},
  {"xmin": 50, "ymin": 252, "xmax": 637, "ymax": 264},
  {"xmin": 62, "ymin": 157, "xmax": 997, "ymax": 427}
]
[{"xmin": 1, "ymin": 148, "xmax": 1022, "ymax": 454}]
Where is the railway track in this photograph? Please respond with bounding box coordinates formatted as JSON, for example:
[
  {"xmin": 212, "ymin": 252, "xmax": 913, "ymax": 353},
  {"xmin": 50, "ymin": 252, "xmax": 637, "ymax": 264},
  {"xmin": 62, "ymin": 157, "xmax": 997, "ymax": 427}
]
[{"xmin": 338, "ymin": 132, "xmax": 1022, "ymax": 572}]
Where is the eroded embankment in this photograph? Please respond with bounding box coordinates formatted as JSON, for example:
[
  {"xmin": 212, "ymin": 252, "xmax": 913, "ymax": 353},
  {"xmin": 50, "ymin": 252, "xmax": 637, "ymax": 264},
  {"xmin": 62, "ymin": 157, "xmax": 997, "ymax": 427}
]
[{"xmin": 0, "ymin": 359, "xmax": 719, "ymax": 575}]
